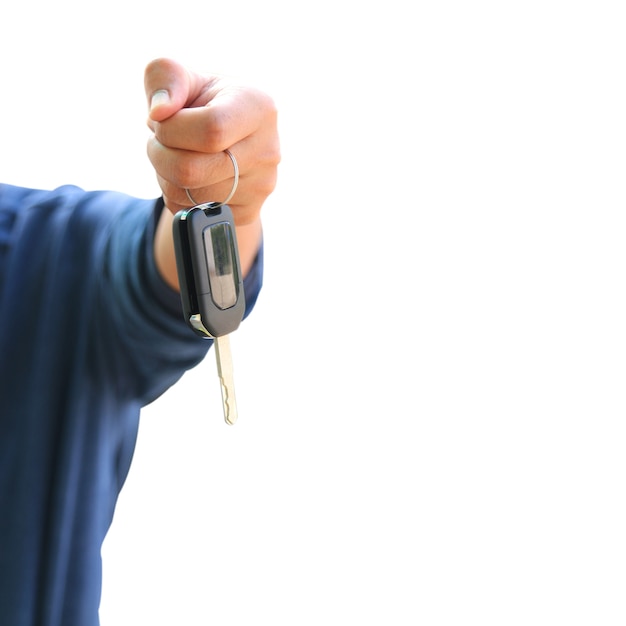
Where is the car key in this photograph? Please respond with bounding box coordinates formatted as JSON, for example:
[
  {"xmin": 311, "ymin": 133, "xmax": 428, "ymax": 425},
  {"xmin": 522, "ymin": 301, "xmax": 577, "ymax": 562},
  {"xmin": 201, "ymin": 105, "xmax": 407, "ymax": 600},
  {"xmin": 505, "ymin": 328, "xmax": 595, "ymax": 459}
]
[{"xmin": 172, "ymin": 202, "xmax": 246, "ymax": 424}]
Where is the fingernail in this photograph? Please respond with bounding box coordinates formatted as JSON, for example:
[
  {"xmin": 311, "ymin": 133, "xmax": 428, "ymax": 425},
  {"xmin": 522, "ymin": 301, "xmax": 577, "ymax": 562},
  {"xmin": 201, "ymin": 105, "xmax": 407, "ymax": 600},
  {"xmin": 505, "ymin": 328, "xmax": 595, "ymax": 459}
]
[{"xmin": 150, "ymin": 89, "xmax": 170, "ymax": 112}]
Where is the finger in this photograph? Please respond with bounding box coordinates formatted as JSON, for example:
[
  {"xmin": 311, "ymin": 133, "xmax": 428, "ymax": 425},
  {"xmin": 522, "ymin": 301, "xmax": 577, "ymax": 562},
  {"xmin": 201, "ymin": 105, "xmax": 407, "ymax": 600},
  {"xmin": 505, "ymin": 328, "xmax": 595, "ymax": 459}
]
[
  {"xmin": 155, "ymin": 157, "xmax": 277, "ymax": 225},
  {"xmin": 145, "ymin": 57, "xmax": 223, "ymax": 123},
  {"xmin": 146, "ymin": 136, "xmax": 236, "ymax": 188},
  {"xmin": 182, "ymin": 162, "xmax": 277, "ymax": 224},
  {"xmin": 144, "ymin": 58, "xmax": 194, "ymax": 122},
  {"xmin": 150, "ymin": 86, "xmax": 276, "ymax": 153},
  {"xmin": 157, "ymin": 173, "xmax": 242, "ymax": 212},
  {"xmin": 147, "ymin": 124, "xmax": 280, "ymax": 187},
  {"xmin": 158, "ymin": 171, "xmax": 265, "ymax": 219}
]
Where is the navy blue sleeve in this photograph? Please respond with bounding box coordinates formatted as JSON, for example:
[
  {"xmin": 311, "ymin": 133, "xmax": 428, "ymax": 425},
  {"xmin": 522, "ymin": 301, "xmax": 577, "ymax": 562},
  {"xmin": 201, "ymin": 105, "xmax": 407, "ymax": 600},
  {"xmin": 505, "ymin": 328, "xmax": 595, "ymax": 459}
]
[
  {"xmin": 0, "ymin": 183, "xmax": 264, "ymax": 626},
  {"xmin": 97, "ymin": 194, "xmax": 263, "ymax": 404},
  {"xmin": 0, "ymin": 182, "xmax": 263, "ymax": 408},
  {"xmin": 34, "ymin": 188, "xmax": 264, "ymax": 406}
]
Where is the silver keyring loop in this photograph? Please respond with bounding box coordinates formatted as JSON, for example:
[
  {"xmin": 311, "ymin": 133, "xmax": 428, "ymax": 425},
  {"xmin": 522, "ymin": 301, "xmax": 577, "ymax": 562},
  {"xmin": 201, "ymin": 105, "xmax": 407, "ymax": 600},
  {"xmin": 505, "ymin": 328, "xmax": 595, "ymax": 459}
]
[{"xmin": 184, "ymin": 148, "xmax": 239, "ymax": 208}]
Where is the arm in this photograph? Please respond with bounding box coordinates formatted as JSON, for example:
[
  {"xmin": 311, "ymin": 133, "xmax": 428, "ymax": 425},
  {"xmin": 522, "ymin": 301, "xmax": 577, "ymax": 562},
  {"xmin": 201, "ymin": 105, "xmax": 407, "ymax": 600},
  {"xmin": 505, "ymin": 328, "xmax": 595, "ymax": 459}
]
[{"xmin": 143, "ymin": 58, "xmax": 280, "ymax": 290}]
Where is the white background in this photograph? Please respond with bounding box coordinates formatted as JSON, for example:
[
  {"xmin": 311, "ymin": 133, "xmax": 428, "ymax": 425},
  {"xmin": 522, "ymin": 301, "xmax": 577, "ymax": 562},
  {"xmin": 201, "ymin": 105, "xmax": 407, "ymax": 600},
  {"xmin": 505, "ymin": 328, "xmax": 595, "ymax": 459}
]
[{"xmin": 2, "ymin": 1, "xmax": 626, "ymax": 624}]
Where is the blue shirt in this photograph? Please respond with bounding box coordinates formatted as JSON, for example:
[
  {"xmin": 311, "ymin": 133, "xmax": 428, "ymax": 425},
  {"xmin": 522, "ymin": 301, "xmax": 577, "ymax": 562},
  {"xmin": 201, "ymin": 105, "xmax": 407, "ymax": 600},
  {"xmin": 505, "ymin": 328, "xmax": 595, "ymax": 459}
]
[{"xmin": 0, "ymin": 184, "xmax": 263, "ymax": 625}]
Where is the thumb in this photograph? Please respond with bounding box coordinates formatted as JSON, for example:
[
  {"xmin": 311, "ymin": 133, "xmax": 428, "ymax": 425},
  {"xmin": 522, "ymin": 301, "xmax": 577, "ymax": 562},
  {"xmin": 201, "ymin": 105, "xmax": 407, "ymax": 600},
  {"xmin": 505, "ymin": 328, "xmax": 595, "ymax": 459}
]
[{"xmin": 144, "ymin": 57, "xmax": 192, "ymax": 122}]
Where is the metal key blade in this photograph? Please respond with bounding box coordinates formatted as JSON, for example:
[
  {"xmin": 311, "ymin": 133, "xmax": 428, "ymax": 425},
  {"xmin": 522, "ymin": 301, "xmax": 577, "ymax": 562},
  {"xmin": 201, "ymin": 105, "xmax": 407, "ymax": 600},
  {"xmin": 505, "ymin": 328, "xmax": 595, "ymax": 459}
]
[{"xmin": 214, "ymin": 334, "xmax": 238, "ymax": 425}]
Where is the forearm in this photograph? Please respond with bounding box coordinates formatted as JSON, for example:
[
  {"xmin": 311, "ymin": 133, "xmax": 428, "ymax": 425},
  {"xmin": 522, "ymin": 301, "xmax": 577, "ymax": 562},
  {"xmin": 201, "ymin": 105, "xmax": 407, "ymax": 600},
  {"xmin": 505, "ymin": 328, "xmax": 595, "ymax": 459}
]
[{"xmin": 153, "ymin": 206, "xmax": 263, "ymax": 291}]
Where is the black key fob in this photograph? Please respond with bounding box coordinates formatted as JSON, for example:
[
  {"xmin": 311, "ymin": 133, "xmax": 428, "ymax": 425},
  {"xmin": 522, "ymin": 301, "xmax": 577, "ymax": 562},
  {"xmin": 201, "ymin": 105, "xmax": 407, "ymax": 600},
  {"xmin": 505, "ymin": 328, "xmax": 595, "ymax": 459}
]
[{"xmin": 172, "ymin": 203, "xmax": 245, "ymax": 338}]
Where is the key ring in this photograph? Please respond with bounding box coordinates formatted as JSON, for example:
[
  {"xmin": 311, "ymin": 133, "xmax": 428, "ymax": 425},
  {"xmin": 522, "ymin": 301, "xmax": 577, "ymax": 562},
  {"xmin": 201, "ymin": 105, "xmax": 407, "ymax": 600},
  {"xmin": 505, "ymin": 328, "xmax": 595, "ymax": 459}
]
[{"xmin": 185, "ymin": 148, "xmax": 239, "ymax": 208}]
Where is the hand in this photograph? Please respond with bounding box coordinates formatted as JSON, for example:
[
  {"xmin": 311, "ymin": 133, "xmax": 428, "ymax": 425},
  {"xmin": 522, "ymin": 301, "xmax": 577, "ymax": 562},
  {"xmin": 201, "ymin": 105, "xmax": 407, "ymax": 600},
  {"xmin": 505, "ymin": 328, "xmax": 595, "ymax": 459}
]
[
  {"xmin": 144, "ymin": 57, "xmax": 280, "ymax": 225},
  {"xmin": 144, "ymin": 58, "xmax": 280, "ymax": 287}
]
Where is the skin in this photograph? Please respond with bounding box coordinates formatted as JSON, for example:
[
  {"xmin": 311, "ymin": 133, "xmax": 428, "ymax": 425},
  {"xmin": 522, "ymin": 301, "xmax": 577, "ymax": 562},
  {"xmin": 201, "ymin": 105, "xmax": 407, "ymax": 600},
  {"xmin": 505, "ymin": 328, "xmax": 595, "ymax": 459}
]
[{"xmin": 144, "ymin": 58, "xmax": 280, "ymax": 289}]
